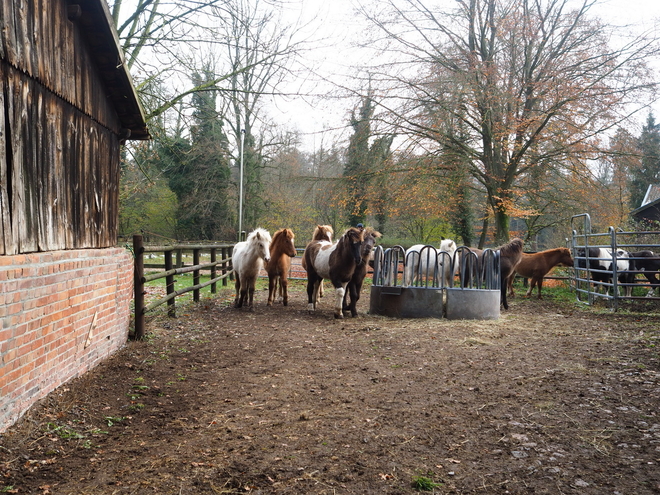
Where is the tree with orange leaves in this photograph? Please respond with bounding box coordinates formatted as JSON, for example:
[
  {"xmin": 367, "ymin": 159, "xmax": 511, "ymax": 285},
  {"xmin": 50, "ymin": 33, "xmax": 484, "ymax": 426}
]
[{"xmin": 360, "ymin": 0, "xmax": 656, "ymax": 244}]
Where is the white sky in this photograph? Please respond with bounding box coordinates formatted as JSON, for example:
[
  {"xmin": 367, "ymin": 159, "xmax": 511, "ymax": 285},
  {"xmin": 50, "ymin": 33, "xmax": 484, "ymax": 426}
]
[{"xmin": 272, "ymin": 0, "xmax": 660, "ymax": 153}]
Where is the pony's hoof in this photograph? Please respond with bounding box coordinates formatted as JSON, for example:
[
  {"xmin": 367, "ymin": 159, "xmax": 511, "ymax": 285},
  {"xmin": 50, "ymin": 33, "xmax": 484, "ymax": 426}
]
[
  {"xmin": 334, "ymin": 313, "xmax": 344, "ymax": 319},
  {"xmin": 267, "ymin": 302, "xmax": 272, "ymax": 307}
]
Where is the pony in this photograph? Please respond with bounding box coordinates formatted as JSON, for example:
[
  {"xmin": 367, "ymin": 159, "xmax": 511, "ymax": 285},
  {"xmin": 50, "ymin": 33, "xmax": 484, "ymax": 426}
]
[
  {"xmin": 232, "ymin": 228, "xmax": 272, "ymax": 309},
  {"xmin": 575, "ymin": 247, "xmax": 629, "ymax": 295},
  {"xmin": 507, "ymin": 247, "xmax": 574, "ymax": 299},
  {"xmin": 618, "ymin": 250, "xmax": 660, "ymax": 297},
  {"xmin": 458, "ymin": 238, "xmax": 523, "ymax": 310},
  {"xmin": 342, "ymin": 227, "xmax": 382, "ymax": 317},
  {"xmin": 404, "ymin": 239, "xmax": 457, "ymax": 288},
  {"xmin": 302, "ymin": 226, "xmax": 364, "ymax": 318},
  {"xmin": 265, "ymin": 228, "xmax": 297, "ymax": 306},
  {"xmin": 301, "ymin": 225, "xmax": 334, "ymax": 299}
]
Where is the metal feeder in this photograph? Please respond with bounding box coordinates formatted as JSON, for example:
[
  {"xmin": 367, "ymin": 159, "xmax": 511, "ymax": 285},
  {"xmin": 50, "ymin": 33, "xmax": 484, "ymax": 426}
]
[{"xmin": 370, "ymin": 245, "xmax": 501, "ymax": 320}]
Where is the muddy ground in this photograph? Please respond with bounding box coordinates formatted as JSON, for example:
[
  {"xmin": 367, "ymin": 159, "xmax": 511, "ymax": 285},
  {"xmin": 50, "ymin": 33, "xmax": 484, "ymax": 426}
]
[{"xmin": 1, "ymin": 281, "xmax": 660, "ymax": 494}]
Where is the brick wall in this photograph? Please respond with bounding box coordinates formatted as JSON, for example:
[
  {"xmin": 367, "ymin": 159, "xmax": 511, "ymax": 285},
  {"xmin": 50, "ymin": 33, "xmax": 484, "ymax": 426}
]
[{"xmin": 0, "ymin": 247, "xmax": 134, "ymax": 432}]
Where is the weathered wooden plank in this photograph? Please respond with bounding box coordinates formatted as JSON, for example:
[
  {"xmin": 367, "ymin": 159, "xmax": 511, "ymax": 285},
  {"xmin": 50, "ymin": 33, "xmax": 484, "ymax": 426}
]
[{"xmin": 0, "ymin": 71, "xmax": 7, "ymax": 255}]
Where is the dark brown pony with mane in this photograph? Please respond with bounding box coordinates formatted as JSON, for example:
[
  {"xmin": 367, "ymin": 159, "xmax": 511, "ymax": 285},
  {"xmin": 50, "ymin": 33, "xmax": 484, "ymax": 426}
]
[
  {"xmin": 342, "ymin": 227, "xmax": 381, "ymax": 317},
  {"xmin": 458, "ymin": 238, "xmax": 524, "ymax": 310},
  {"xmin": 265, "ymin": 228, "xmax": 297, "ymax": 306},
  {"xmin": 508, "ymin": 247, "xmax": 574, "ymax": 299},
  {"xmin": 302, "ymin": 227, "xmax": 364, "ymax": 319}
]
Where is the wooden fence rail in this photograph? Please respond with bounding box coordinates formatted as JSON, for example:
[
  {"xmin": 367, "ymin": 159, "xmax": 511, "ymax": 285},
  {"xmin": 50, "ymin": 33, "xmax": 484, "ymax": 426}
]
[{"xmin": 132, "ymin": 234, "xmax": 235, "ymax": 339}]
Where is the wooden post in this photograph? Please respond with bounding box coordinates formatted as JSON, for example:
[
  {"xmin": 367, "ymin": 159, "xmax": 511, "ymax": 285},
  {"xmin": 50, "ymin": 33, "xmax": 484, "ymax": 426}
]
[
  {"xmin": 193, "ymin": 248, "xmax": 200, "ymax": 302},
  {"xmin": 210, "ymin": 248, "xmax": 217, "ymax": 294},
  {"xmin": 133, "ymin": 234, "xmax": 145, "ymax": 340},
  {"xmin": 164, "ymin": 250, "xmax": 175, "ymax": 317},
  {"xmin": 176, "ymin": 248, "xmax": 183, "ymax": 268},
  {"xmin": 222, "ymin": 247, "xmax": 228, "ymax": 287}
]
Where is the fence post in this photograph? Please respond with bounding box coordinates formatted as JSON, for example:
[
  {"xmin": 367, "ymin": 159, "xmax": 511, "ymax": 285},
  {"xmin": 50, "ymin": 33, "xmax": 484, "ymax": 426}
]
[
  {"xmin": 193, "ymin": 248, "xmax": 200, "ymax": 302},
  {"xmin": 211, "ymin": 248, "xmax": 217, "ymax": 294},
  {"xmin": 133, "ymin": 234, "xmax": 145, "ymax": 340},
  {"xmin": 222, "ymin": 247, "xmax": 228, "ymax": 287},
  {"xmin": 164, "ymin": 250, "xmax": 175, "ymax": 317}
]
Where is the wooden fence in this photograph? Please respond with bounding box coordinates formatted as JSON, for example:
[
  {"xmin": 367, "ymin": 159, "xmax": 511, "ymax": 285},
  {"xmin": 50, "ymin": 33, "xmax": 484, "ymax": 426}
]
[{"xmin": 132, "ymin": 234, "xmax": 234, "ymax": 339}]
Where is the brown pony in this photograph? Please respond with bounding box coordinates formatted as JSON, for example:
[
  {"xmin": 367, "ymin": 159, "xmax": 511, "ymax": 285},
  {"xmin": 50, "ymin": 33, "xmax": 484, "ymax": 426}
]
[
  {"xmin": 342, "ymin": 227, "xmax": 381, "ymax": 317},
  {"xmin": 458, "ymin": 238, "xmax": 523, "ymax": 310},
  {"xmin": 265, "ymin": 228, "xmax": 297, "ymax": 306},
  {"xmin": 302, "ymin": 227, "xmax": 364, "ymax": 319},
  {"xmin": 508, "ymin": 247, "xmax": 574, "ymax": 299},
  {"xmin": 301, "ymin": 225, "xmax": 334, "ymax": 298}
]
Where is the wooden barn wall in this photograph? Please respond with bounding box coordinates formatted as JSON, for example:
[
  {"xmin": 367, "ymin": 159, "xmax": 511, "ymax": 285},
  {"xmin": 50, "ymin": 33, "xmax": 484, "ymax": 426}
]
[
  {"xmin": 0, "ymin": 61, "xmax": 121, "ymax": 255},
  {"xmin": 0, "ymin": 0, "xmax": 124, "ymax": 255}
]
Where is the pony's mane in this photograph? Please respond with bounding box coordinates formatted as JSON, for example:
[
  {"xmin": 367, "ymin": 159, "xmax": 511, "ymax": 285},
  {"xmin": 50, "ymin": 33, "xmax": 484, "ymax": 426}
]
[
  {"xmin": 499, "ymin": 237, "xmax": 523, "ymax": 257},
  {"xmin": 272, "ymin": 227, "xmax": 294, "ymax": 243},
  {"xmin": 364, "ymin": 227, "xmax": 382, "ymax": 240},
  {"xmin": 247, "ymin": 227, "xmax": 272, "ymax": 243},
  {"xmin": 312, "ymin": 224, "xmax": 333, "ymax": 242}
]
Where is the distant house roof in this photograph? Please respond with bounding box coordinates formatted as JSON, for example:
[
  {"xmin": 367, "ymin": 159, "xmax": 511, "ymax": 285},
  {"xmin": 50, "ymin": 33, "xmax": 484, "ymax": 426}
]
[
  {"xmin": 77, "ymin": 0, "xmax": 150, "ymax": 140},
  {"xmin": 631, "ymin": 184, "xmax": 660, "ymax": 223}
]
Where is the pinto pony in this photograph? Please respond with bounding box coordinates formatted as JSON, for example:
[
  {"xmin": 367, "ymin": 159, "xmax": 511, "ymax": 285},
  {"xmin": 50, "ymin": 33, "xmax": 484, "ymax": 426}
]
[
  {"xmin": 265, "ymin": 228, "xmax": 296, "ymax": 306},
  {"xmin": 458, "ymin": 238, "xmax": 523, "ymax": 310},
  {"xmin": 301, "ymin": 225, "xmax": 334, "ymax": 298},
  {"xmin": 232, "ymin": 228, "xmax": 271, "ymax": 309},
  {"xmin": 342, "ymin": 227, "xmax": 381, "ymax": 317},
  {"xmin": 508, "ymin": 247, "xmax": 574, "ymax": 299},
  {"xmin": 302, "ymin": 227, "xmax": 364, "ymax": 318}
]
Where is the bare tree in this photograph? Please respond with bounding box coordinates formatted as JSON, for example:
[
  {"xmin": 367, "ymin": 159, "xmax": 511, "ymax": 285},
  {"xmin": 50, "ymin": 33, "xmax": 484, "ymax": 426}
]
[{"xmin": 359, "ymin": 0, "xmax": 658, "ymax": 243}]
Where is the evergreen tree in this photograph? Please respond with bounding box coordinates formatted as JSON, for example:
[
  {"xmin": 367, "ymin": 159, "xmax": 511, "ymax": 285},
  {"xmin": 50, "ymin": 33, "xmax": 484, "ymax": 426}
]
[
  {"xmin": 344, "ymin": 92, "xmax": 393, "ymax": 228},
  {"xmin": 345, "ymin": 94, "xmax": 374, "ymax": 227},
  {"xmin": 161, "ymin": 70, "xmax": 233, "ymax": 240},
  {"xmin": 630, "ymin": 113, "xmax": 660, "ymax": 209}
]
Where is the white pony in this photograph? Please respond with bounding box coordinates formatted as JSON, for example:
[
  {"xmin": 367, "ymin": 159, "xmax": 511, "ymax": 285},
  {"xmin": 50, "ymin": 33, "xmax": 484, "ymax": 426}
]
[
  {"xmin": 232, "ymin": 228, "xmax": 272, "ymax": 309},
  {"xmin": 404, "ymin": 239, "xmax": 458, "ymax": 288}
]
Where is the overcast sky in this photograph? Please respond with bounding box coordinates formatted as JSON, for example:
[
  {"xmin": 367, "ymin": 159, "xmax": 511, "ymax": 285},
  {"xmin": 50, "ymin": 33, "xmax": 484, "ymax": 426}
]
[{"xmin": 273, "ymin": 0, "xmax": 660, "ymax": 152}]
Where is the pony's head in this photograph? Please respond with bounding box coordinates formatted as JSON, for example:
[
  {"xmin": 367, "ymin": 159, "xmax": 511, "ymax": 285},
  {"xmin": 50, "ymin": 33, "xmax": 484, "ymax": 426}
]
[
  {"xmin": 343, "ymin": 227, "xmax": 365, "ymax": 265},
  {"xmin": 362, "ymin": 228, "xmax": 382, "ymax": 260},
  {"xmin": 312, "ymin": 224, "xmax": 333, "ymax": 242},
  {"xmin": 247, "ymin": 228, "xmax": 272, "ymax": 263},
  {"xmin": 272, "ymin": 228, "xmax": 296, "ymax": 258},
  {"xmin": 558, "ymin": 247, "xmax": 574, "ymax": 267},
  {"xmin": 439, "ymin": 239, "xmax": 457, "ymax": 256}
]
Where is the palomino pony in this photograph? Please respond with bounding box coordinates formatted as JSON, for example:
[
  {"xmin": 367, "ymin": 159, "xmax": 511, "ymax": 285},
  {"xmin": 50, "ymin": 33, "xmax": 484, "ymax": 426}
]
[
  {"xmin": 342, "ymin": 227, "xmax": 381, "ymax": 317},
  {"xmin": 508, "ymin": 247, "xmax": 574, "ymax": 299},
  {"xmin": 232, "ymin": 228, "xmax": 271, "ymax": 309},
  {"xmin": 266, "ymin": 228, "xmax": 297, "ymax": 306},
  {"xmin": 301, "ymin": 225, "xmax": 334, "ymax": 299},
  {"xmin": 302, "ymin": 226, "xmax": 364, "ymax": 318},
  {"xmin": 404, "ymin": 239, "xmax": 458, "ymax": 288},
  {"xmin": 458, "ymin": 238, "xmax": 523, "ymax": 310}
]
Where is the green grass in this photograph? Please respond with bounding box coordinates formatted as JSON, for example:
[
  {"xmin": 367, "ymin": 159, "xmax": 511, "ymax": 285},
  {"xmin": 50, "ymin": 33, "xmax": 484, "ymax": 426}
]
[{"xmin": 412, "ymin": 473, "xmax": 442, "ymax": 491}]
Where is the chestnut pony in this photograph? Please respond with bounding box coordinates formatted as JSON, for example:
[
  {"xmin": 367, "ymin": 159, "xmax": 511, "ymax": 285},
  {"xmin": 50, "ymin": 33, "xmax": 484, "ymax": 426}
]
[
  {"xmin": 508, "ymin": 247, "xmax": 574, "ymax": 299},
  {"xmin": 303, "ymin": 227, "xmax": 364, "ymax": 319},
  {"xmin": 265, "ymin": 228, "xmax": 297, "ymax": 306}
]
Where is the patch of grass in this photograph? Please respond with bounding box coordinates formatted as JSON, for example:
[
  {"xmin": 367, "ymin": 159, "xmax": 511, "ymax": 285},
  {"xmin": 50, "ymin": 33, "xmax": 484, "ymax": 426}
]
[
  {"xmin": 104, "ymin": 416, "xmax": 125, "ymax": 427},
  {"xmin": 128, "ymin": 403, "xmax": 145, "ymax": 413},
  {"xmin": 45, "ymin": 422, "xmax": 84, "ymax": 440},
  {"xmin": 412, "ymin": 473, "xmax": 442, "ymax": 491}
]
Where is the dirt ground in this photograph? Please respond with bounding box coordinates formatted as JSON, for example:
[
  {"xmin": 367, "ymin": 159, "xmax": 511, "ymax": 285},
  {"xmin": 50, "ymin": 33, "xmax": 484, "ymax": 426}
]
[{"xmin": 2, "ymin": 281, "xmax": 660, "ymax": 494}]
